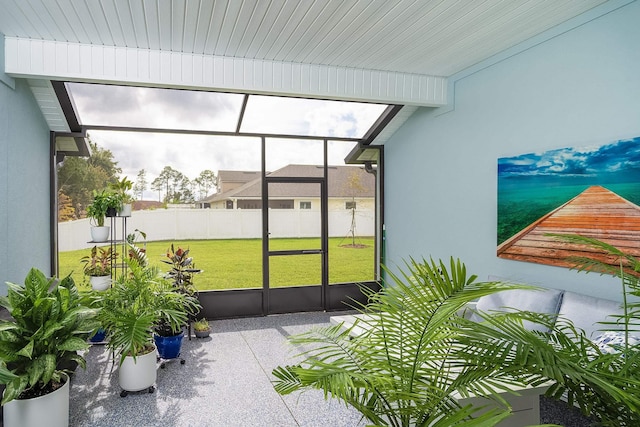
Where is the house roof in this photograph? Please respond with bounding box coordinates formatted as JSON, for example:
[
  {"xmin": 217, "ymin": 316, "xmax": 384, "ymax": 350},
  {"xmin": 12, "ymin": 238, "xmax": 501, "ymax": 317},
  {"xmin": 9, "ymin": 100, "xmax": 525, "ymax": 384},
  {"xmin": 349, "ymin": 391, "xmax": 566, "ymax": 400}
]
[
  {"xmin": 205, "ymin": 165, "xmax": 374, "ymax": 203},
  {"xmin": 217, "ymin": 171, "xmax": 262, "ymax": 184}
]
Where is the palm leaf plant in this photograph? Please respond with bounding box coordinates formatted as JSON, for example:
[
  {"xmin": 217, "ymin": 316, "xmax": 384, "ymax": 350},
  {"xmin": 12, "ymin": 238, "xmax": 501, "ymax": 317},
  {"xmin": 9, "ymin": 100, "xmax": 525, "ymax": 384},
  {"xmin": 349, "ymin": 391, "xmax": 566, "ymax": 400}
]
[
  {"xmin": 272, "ymin": 256, "xmax": 640, "ymax": 427},
  {"xmin": 541, "ymin": 233, "xmax": 640, "ymax": 426},
  {"xmin": 0, "ymin": 269, "xmax": 99, "ymax": 404},
  {"xmin": 95, "ymin": 258, "xmax": 200, "ymax": 367},
  {"xmin": 126, "ymin": 229, "xmax": 148, "ymax": 266}
]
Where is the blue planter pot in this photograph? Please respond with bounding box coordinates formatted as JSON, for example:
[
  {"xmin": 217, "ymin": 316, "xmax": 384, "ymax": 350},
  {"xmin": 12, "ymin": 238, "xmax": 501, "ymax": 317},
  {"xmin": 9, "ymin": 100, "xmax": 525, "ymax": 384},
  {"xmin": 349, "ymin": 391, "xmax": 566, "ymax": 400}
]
[
  {"xmin": 154, "ymin": 331, "xmax": 184, "ymax": 360},
  {"xmin": 90, "ymin": 328, "xmax": 107, "ymax": 343}
]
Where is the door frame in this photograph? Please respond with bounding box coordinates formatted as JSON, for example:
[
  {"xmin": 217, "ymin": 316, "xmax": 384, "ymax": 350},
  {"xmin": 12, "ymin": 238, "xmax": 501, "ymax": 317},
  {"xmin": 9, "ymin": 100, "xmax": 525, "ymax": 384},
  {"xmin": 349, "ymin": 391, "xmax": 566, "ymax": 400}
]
[{"xmin": 262, "ymin": 176, "xmax": 328, "ymax": 315}]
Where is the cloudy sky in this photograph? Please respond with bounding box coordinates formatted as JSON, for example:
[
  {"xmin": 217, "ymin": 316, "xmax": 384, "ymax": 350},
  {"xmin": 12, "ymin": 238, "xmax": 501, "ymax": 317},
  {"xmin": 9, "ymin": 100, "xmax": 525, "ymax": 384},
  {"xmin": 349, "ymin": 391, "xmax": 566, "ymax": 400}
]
[
  {"xmin": 68, "ymin": 83, "xmax": 386, "ymax": 198},
  {"xmin": 498, "ymin": 137, "xmax": 640, "ymax": 180}
]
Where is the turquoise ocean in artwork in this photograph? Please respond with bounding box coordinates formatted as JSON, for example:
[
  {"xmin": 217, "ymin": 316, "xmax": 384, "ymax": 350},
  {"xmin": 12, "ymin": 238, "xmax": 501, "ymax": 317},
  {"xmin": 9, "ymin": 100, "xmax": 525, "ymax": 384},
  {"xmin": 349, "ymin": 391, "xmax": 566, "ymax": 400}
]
[{"xmin": 497, "ymin": 138, "xmax": 640, "ymax": 245}]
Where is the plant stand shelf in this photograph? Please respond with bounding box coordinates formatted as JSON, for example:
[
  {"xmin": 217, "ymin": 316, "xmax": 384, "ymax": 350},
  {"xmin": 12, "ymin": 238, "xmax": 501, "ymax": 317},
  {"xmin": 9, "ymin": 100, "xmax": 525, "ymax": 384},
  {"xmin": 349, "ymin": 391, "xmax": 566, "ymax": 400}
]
[{"xmin": 108, "ymin": 214, "xmax": 128, "ymax": 281}]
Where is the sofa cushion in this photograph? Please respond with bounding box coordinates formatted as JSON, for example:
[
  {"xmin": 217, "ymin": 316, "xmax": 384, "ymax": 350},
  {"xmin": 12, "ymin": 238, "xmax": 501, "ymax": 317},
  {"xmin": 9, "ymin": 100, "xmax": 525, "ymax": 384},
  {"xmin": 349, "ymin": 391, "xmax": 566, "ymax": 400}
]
[
  {"xmin": 471, "ymin": 288, "xmax": 564, "ymax": 333},
  {"xmin": 592, "ymin": 330, "xmax": 640, "ymax": 354},
  {"xmin": 557, "ymin": 291, "xmax": 623, "ymax": 339}
]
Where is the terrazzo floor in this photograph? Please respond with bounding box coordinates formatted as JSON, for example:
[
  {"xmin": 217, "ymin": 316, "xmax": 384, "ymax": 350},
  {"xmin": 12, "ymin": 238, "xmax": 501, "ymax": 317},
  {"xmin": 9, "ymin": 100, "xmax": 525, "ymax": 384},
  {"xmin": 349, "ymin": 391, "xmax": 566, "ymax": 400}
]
[
  {"xmin": 69, "ymin": 311, "xmax": 366, "ymax": 427},
  {"xmin": 67, "ymin": 311, "xmax": 594, "ymax": 427}
]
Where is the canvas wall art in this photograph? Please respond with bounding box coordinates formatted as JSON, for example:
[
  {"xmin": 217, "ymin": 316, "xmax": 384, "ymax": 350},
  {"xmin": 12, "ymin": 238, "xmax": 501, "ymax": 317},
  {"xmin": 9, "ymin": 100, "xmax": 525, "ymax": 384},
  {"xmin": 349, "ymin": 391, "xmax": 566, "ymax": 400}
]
[{"xmin": 497, "ymin": 136, "xmax": 640, "ymax": 269}]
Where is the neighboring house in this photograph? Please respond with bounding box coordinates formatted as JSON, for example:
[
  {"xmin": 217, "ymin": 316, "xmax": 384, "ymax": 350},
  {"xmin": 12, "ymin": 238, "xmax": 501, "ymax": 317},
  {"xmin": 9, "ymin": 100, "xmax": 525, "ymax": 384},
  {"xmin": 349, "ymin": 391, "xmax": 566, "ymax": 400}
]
[
  {"xmin": 217, "ymin": 170, "xmax": 262, "ymax": 194},
  {"xmin": 201, "ymin": 165, "xmax": 374, "ymax": 212}
]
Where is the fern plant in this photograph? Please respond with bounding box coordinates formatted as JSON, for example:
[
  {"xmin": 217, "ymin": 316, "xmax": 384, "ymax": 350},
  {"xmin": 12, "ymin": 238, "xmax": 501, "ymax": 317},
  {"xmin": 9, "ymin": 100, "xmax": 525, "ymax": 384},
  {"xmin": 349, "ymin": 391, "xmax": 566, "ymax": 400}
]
[
  {"xmin": 272, "ymin": 257, "xmax": 640, "ymax": 426},
  {"xmin": 0, "ymin": 269, "xmax": 99, "ymax": 404}
]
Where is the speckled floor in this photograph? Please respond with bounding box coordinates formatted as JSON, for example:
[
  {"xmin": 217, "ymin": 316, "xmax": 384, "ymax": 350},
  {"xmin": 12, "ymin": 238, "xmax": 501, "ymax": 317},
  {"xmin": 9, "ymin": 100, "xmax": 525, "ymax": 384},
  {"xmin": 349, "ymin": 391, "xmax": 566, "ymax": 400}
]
[
  {"xmin": 68, "ymin": 311, "xmax": 366, "ymax": 427},
  {"xmin": 67, "ymin": 311, "xmax": 594, "ymax": 427}
]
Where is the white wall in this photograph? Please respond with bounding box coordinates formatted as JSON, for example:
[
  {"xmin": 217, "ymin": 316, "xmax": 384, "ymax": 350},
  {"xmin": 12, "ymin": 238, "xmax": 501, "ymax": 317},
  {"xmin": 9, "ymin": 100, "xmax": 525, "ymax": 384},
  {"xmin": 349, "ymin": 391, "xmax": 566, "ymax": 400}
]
[
  {"xmin": 58, "ymin": 208, "xmax": 375, "ymax": 252},
  {"xmin": 0, "ymin": 35, "xmax": 51, "ymax": 292},
  {"xmin": 382, "ymin": 0, "xmax": 640, "ymax": 300}
]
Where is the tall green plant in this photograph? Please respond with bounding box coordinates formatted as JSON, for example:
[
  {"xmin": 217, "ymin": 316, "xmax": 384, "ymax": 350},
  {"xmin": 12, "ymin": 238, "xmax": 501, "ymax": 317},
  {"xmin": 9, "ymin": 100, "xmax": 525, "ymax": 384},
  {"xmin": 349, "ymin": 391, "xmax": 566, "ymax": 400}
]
[
  {"xmin": 0, "ymin": 269, "xmax": 99, "ymax": 404},
  {"xmin": 544, "ymin": 233, "xmax": 640, "ymax": 426},
  {"xmin": 161, "ymin": 244, "xmax": 201, "ymax": 296},
  {"xmin": 95, "ymin": 259, "xmax": 200, "ymax": 366},
  {"xmin": 272, "ymin": 257, "xmax": 640, "ymax": 426},
  {"xmin": 273, "ymin": 258, "xmax": 534, "ymax": 426},
  {"xmin": 156, "ymin": 244, "xmax": 202, "ymax": 336}
]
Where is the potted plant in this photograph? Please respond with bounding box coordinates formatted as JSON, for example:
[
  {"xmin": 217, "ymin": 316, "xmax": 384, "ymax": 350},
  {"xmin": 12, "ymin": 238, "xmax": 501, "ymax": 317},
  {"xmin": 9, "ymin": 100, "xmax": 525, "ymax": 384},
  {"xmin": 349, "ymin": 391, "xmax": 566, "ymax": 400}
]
[
  {"xmin": 161, "ymin": 244, "xmax": 202, "ymax": 296},
  {"xmin": 95, "ymin": 258, "xmax": 198, "ymax": 396},
  {"xmin": 192, "ymin": 318, "xmax": 211, "ymax": 338},
  {"xmin": 0, "ymin": 269, "xmax": 99, "ymax": 427},
  {"xmin": 126, "ymin": 229, "xmax": 147, "ymax": 266},
  {"xmin": 109, "ymin": 177, "xmax": 134, "ymax": 217},
  {"xmin": 80, "ymin": 245, "xmax": 117, "ymax": 291},
  {"xmin": 273, "ymin": 257, "xmax": 640, "ymax": 426},
  {"xmin": 86, "ymin": 189, "xmax": 123, "ymax": 242},
  {"xmin": 159, "ymin": 245, "xmax": 202, "ymax": 346}
]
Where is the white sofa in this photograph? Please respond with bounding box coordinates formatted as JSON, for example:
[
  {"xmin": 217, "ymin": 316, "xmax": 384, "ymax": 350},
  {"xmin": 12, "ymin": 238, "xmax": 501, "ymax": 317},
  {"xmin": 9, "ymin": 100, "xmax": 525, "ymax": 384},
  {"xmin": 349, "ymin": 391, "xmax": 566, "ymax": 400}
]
[{"xmin": 469, "ymin": 286, "xmax": 623, "ymax": 338}]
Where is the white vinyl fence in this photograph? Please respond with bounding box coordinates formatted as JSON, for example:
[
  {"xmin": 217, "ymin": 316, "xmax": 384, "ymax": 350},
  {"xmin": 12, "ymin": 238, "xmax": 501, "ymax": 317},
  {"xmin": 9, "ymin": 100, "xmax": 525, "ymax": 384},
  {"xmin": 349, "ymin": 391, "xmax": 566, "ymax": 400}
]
[{"xmin": 58, "ymin": 208, "xmax": 375, "ymax": 252}]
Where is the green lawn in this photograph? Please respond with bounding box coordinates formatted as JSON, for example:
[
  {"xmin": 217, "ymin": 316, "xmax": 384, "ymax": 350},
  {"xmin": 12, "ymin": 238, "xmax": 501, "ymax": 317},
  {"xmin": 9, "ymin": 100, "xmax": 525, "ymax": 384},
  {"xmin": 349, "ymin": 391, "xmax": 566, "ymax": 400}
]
[{"xmin": 60, "ymin": 238, "xmax": 375, "ymax": 291}]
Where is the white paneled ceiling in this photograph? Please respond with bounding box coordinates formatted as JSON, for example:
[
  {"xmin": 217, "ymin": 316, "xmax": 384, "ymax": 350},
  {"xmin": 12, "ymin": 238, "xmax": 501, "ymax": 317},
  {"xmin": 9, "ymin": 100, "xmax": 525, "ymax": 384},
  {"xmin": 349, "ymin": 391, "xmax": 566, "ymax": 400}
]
[
  {"xmin": 0, "ymin": 0, "xmax": 616, "ymax": 137},
  {"xmin": 0, "ymin": 0, "xmax": 609, "ymax": 76}
]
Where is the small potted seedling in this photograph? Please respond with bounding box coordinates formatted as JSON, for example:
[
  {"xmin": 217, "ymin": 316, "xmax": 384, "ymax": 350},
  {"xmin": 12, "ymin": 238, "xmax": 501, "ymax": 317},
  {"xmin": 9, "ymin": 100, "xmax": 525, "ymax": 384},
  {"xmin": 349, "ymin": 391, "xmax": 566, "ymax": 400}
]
[{"xmin": 192, "ymin": 318, "xmax": 211, "ymax": 338}]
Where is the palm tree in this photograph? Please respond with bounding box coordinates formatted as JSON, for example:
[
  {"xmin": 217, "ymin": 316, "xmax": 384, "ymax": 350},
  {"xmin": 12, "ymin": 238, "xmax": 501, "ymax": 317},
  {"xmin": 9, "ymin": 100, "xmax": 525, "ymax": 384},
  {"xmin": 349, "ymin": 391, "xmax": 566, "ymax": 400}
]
[{"xmin": 273, "ymin": 257, "xmax": 640, "ymax": 426}]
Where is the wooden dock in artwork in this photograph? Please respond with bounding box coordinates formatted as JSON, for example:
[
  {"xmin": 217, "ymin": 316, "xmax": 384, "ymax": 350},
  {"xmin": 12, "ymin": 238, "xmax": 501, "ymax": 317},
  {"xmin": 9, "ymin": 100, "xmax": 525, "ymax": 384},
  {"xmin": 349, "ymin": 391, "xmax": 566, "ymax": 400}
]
[{"xmin": 497, "ymin": 185, "xmax": 640, "ymax": 269}]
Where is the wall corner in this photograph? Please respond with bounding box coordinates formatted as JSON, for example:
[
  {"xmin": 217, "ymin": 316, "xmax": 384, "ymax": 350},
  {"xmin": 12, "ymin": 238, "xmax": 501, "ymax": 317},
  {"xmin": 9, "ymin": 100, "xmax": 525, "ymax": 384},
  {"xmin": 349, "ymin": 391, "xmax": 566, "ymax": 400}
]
[{"xmin": 0, "ymin": 33, "xmax": 16, "ymax": 90}]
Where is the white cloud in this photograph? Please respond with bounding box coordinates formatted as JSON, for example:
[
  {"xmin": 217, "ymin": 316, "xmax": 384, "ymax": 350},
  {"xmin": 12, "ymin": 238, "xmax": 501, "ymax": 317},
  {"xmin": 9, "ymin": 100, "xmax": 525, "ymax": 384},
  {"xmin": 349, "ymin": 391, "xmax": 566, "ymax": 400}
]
[{"xmin": 72, "ymin": 84, "xmax": 387, "ymax": 199}]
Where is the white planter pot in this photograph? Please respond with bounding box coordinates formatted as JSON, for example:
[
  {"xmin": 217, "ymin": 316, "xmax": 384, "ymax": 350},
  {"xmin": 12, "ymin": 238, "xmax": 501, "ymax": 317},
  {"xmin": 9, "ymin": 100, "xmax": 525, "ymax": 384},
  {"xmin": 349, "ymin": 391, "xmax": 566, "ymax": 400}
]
[
  {"xmin": 118, "ymin": 204, "xmax": 132, "ymax": 217},
  {"xmin": 119, "ymin": 347, "xmax": 157, "ymax": 393},
  {"xmin": 89, "ymin": 275, "xmax": 111, "ymax": 291},
  {"xmin": 90, "ymin": 226, "xmax": 110, "ymax": 242},
  {"xmin": 4, "ymin": 373, "xmax": 69, "ymax": 427}
]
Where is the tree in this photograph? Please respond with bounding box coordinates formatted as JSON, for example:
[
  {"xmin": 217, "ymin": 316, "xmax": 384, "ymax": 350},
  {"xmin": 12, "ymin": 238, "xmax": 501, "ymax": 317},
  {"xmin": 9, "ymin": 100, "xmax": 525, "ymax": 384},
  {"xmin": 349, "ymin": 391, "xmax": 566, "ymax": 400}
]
[
  {"xmin": 57, "ymin": 190, "xmax": 76, "ymax": 221},
  {"xmin": 193, "ymin": 170, "xmax": 217, "ymax": 201},
  {"xmin": 151, "ymin": 166, "xmax": 174, "ymax": 203},
  {"xmin": 57, "ymin": 137, "xmax": 121, "ymax": 219},
  {"xmin": 86, "ymin": 139, "xmax": 120, "ymax": 179},
  {"xmin": 173, "ymin": 174, "xmax": 194, "ymax": 203},
  {"xmin": 133, "ymin": 169, "xmax": 147, "ymax": 200},
  {"xmin": 151, "ymin": 166, "xmax": 192, "ymax": 203},
  {"xmin": 342, "ymin": 169, "xmax": 367, "ymax": 246}
]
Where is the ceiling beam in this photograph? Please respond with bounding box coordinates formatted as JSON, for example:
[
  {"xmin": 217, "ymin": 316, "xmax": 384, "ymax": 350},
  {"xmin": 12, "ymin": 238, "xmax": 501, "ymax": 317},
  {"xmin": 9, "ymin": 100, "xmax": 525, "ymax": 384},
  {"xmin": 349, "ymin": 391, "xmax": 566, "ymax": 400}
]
[{"xmin": 4, "ymin": 37, "xmax": 447, "ymax": 107}]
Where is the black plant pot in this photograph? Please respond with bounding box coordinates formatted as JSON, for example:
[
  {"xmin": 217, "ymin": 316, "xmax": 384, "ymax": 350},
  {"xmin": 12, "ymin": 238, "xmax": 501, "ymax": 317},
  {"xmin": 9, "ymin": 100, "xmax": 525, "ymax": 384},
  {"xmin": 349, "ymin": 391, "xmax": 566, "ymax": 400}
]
[
  {"xmin": 106, "ymin": 207, "xmax": 117, "ymax": 217},
  {"xmin": 194, "ymin": 329, "xmax": 211, "ymax": 338}
]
